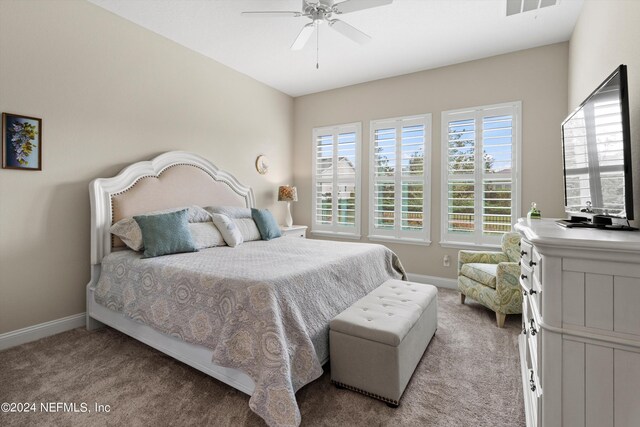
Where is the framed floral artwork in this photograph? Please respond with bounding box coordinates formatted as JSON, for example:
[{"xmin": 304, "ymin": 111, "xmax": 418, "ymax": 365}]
[{"xmin": 2, "ymin": 113, "xmax": 42, "ymax": 170}]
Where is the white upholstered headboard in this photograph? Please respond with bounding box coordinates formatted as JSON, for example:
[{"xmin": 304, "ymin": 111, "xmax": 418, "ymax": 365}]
[{"xmin": 89, "ymin": 151, "xmax": 255, "ymax": 266}]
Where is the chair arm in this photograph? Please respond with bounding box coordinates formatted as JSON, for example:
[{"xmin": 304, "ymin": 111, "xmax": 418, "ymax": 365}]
[
  {"xmin": 496, "ymin": 262, "xmax": 521, "ymax": 295},
  {"xmin": 458, "ymin": 250, "xmax": 510, "ymax": 272}
]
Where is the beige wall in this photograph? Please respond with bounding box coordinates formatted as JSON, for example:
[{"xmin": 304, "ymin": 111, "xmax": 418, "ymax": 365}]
[
  {"xmin": 0, "ymin": 0, "xmax": 293, "ymax": 334},
  {"xmin": 569, "ymin": 0, "xmax": 640, "ymax": 224},
  {"xmin": 293, "ymin": 43, "xmax": 569, "ymax": 279}
]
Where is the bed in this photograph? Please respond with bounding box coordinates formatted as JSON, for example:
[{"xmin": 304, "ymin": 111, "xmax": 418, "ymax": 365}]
[{"xmin": 86, "ymin": 151, "xmax": 405, "ymax": 427}]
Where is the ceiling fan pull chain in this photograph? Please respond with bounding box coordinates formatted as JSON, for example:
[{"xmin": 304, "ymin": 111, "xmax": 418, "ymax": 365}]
[{"xmin": 316, "ymin": 21, "xmax": 320, "ymax": 69}]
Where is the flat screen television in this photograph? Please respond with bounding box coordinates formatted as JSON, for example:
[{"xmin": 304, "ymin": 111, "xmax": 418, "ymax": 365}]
[{"xmin": 561, "ymin": 64, "xmax": 634, "ymax": 227}]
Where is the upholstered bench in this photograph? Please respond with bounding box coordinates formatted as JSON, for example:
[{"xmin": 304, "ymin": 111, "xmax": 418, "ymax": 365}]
[{"xmin": 330, "ymin": 279, "xmax": 438, "ymax": 407}]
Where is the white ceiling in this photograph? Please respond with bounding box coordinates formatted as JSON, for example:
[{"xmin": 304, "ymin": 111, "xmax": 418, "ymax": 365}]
[{"xmin": 89, "ymin": 0, "xmax": 584, "ymax": 97}]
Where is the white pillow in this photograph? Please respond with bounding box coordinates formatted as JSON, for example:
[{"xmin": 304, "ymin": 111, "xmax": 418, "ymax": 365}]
[
  {"xmin": 210, "ymin": 213, "xmax": 243, "ymax": 247},
  {"xmin": 189, "ymin": 223, "xmax": 226, "ymax": 249},
  {"xmin": 232, "ymin": 218, "xmax": 261, "ymax": 242},
  {"xmin": 205, "ymin": 206, "xmax": 252, "ymax": 219},
  {"xmin": 207, "ymin": 206, "xmax": 261, "ymax": 242},
  {"xmin": 110, "ymin": 206, "xmax": 211, "ymax": 251}
]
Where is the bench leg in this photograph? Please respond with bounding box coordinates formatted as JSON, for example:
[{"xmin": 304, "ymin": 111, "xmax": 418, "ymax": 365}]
[{"xmin": 460, "ymin": 293, "xmax": 466, "ymax": 304}]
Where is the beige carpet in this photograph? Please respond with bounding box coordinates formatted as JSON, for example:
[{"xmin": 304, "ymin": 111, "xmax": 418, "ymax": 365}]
[{"xmin": 0, "ymin": 288, "xmax": 524, "ymax": 426}]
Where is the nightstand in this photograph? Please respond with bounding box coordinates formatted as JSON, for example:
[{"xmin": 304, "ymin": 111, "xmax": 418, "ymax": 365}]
[{"xmin": 280, "ymin": 225, "xmax": 308, "ymax": 238}]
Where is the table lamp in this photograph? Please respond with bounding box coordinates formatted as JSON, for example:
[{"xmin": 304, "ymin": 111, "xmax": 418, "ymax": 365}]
[{"xmin": 278, "ymin": 185, "xmax": 298, "ymax": 228}]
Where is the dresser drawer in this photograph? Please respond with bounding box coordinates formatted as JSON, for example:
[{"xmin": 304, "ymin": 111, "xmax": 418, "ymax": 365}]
[
  {"xmin": 526, "ymin": 367, "xmax": 541, "ymax": 424},
  {"xmin": 529, "ymin": 275, "xmax": 541, "ymax": 316},
  {"xmin": 531, "ymin": 248, "xmax": 542, "ymax": 284},
  {"xmin": 520, "ymin": 264, "xmax": 533, "ymax": 293},
  {"xmin": 520, "ymin": 257, "xmax": 542, "ymax": 319},
  {"xmin": 520, "ymin": 240, "xmax": 533, "ymax": 266},
  {"xmin": 524, "ymin": 334, "xmax": 542, "ymax": 423},
  {"xmin": 519, "ymin": 334, "xmax": 541, "ymax": 427},
  {"xmin": 522, "ymin": 293, "xmax": 531, "ymax": 334},
  {"xmin": 526, "ymin": 295, "xmax": 541, "ymax": 372},
  {"xmin": 522, "ymin": 292, "xmax": 542, "ymax": 386}
]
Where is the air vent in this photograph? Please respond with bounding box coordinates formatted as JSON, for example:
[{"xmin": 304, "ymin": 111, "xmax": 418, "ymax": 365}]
[{"xmin": 506, "ymin": 0, "xmax": 557, "ymax": 16}]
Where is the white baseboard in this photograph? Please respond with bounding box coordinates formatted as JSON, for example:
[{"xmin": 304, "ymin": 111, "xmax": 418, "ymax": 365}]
[
  {"xmin": 406, "ymin": 273, "xmax": 458, "ymax": 290},
  {"xmin": 0, "ymin": 312, "xmax": 85, "ymax": 351}
]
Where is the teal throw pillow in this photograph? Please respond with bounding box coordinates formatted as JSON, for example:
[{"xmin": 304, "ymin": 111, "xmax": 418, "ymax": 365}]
[
  {"xmin": 251, "ymin": 208, "xmax": 282, "ymax": 241},
  {"xmin": 134, "ymin": 209, "xmax": 198, "ymax": 258}
]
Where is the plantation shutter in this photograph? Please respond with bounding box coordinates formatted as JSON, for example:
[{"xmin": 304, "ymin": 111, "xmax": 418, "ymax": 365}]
[
  {"xmin": 442, "ymin": 103, "xmax": 520, "ymax": 246},
  {"xmin": 312, "ymin": 123, "xmax": 361, "ymax": 236},
  {"xmin": 336, "ymin": 132, "xmax": 357, "ymax": 226},
  {"xmin": 370, "ymin": 115, "xmax": 430, "ymax": 243},
  {"xmin": 315, "ymin": 133, "xmax": 334, "ymax": 225},
  {"xmin": 446, "ymin": 116, "xmax": 476, "ymax": 235},
  {"xmin": 482, "ymin": 114, "xmax": 514, "ymax": 237}
]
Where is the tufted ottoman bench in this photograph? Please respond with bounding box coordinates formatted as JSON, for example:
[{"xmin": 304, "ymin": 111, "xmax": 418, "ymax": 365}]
[{"xmin": 329, "ymin": 279, "xmax": 438, "ymax": 407}]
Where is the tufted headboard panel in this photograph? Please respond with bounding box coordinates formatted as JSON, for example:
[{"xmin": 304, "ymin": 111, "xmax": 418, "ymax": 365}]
[{"xmin": 90, "ymin": 151, "xmax": 255, "ymax": 262}]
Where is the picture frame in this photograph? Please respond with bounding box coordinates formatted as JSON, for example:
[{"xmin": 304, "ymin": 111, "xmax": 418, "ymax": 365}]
[{"xmin": 2, "ymin": 112, "xmax": 42, "ymax": 171}]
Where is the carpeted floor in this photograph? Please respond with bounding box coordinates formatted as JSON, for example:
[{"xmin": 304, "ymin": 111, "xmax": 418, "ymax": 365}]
[{"xmin": 0, "ymin": 288, "xmax": 524, "ymax": 426}]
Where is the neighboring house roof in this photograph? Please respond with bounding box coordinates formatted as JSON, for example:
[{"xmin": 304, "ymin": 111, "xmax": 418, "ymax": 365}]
[{"xmin": 318, "ymin": 157, "xmax": 356, "ymax": 178}]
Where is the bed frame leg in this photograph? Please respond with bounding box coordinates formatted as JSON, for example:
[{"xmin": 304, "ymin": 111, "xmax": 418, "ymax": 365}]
[{"xmin": 86, "ymin": 315, "xmax": 105, "ymax": 331}]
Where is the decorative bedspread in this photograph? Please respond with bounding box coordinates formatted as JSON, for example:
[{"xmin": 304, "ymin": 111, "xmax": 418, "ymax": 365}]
[{"xmin": 94, "ymin": 238, "xmax": 405, "ymax": 427}]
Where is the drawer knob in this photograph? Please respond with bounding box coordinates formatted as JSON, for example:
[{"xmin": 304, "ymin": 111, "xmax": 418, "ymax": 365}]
[
  {"xmin": 530, "ymin": 319, "xmax": 537, "ymax": 336},
  {"xmin": 529, "ymin": 289, "xmax": 537, "ymax": 295},
  {"xmin": 521, "ymin": 274, "xmax": 528, "ymax": 280},
  {"xmin": 529, "ymin": 260, "xmax": 537, "ymax": 267},
  {"xmin": 522, "ymin": 322, "xmax": 527, "ymax": 335},
  {"xmin": 523, "ymin": 290, "xmax": 528, "ymax": 297},
  {"xmin": 530, "ymin": 371, "xmax": 536, "ymax": 392},
  {"xmin": 521, "ymin": 250, "xmax": 528, "ymax": 256}
]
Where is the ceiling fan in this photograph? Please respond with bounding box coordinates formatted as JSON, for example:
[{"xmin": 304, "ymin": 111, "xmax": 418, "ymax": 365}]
[{"xmin": 242, "ymin": 0, "xmax": 393, "ymax": 55}]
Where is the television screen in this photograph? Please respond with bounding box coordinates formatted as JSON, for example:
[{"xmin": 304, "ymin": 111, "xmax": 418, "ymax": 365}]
[{"xmin": 562, "ymin": 65, "xmax": 633, "ymax": 219}]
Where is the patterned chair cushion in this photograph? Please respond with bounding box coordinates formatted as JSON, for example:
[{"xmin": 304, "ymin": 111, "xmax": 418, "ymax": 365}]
[
  {"xmin": 460, "ymin": 263, "xmax": 498, "ymax": 289},
  {"xmin": 458, "ymin": 274, "xmax": 522, "ymax": 315}
]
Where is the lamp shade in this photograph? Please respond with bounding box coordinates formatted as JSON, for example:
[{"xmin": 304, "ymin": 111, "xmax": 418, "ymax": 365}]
[{"xmin": 278, "ymin": 185, "xmax": 298, "ymax": 202}]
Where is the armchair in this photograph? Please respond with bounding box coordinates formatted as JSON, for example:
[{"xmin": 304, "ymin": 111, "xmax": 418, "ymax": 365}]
[{"xmin": 457, "ymin": 233, "xmax": 522, "ymax": 327}]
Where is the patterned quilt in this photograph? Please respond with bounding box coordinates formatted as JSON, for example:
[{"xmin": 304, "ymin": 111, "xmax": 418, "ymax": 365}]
[{"xmin": 94, "ymin": 238, "xmax": 405, "ymax": 426}]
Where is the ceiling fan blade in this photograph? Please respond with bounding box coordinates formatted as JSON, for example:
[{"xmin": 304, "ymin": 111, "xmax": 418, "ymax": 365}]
[
  {"xmin": 329, "ymin": 19, "xmax": 371, "ymax": 44},
  {"xmin": 333, "ymin": 0, "xmax": 393, "ymax": 15},
  {"xmin": 291, "ymin": 23, "xmax": 316, "ymax": 50},
  {"xmin": 241, "ymin": 11, "xmax": 302, "ymax": 18}
]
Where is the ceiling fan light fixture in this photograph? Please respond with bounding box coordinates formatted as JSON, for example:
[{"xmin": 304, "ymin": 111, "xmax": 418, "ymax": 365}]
[{"xmin": 243, "ymin": 0, "xmax": 392, "ymax": 66}]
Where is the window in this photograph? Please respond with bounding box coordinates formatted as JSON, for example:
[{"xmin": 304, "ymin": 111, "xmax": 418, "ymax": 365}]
[
  {"xmin": 441, "ymin": 102, "xmax": 521, "ymax": 248},
  {"xmin": 369, "ymin": 114, "xmax": 432, "ymax": 244},
  {"xmin": 312, "ymin": 122, "xmax": 361, "ymax": 238}
]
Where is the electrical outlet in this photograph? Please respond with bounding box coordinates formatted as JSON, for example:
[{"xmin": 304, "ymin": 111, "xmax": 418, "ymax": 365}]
[{"xmin": 443, "ymin": 255, "xmax": 451, "ymax": 267}]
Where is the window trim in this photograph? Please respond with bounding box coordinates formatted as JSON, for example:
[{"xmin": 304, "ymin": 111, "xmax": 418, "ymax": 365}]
[
  {"xmin": 311, "ymin": 122, "xmax": 362, "ymax": 238},
  {"xmin": 368, "ymin": 113, "xmax": 432, "ymax": 245},
  {"xmin": 439, "ymin": 101, "xmax": 522, "ymax": 249}
]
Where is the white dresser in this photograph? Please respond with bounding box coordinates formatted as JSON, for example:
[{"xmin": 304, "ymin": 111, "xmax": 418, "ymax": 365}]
[{"xmin": 515, "ymin": 218, "xmax": 640, "ymax": 427}]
